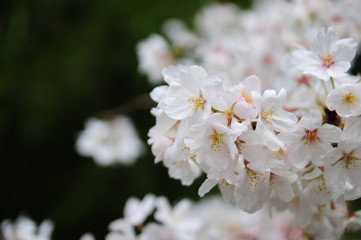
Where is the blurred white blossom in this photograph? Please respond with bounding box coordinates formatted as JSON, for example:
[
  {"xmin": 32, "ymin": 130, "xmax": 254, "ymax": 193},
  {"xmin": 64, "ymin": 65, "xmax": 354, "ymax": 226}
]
[
  {"xmin": 76, "ymin": 115, "xmax": 145, "ymax": 166},
  {"xmin": 1, "ymin": 216, "xmax": 53, "ymax": 240}
]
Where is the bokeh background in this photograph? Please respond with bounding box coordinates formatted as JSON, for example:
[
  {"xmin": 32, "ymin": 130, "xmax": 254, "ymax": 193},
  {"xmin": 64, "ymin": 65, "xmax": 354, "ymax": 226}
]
[
  {"xmin": 0, "ymin": 0, "xmax": 252, "ymax": 239},
  {"xmin": 0, "ymin": 0, "xmax": 360, "ymax": 239}
]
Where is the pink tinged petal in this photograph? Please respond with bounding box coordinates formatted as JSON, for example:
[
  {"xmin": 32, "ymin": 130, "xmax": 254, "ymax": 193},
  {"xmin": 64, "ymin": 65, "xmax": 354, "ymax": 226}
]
[
  {"xmin": 343, "ymin": 116, "xmax": 361, "ymax": 141},
  {"xmin": 327, "ymin": 62, "xmax": 350, "ymax": 78},
  {"xmin": 290, "ymin": 143, "xmax": 312, "ymax": 169},
  {"xmin": 189, "ymin": 65, "xmax": 208, "ymax": 81},
  {"xmin": 312, "ymin": 27, "xmax": 338, "ymax": 54},
  {"xmin": 348, "ymin": 160, "xmax": 361, "ymax": 186},
  {"xmin": 251, "ymin": 90, "xmax": 263, "ymax": 113},
  {"xmin": 243, "ymin": 144, "xmax": 267, "ymax": 170},
  {"xmin": 234, "ymin": 101, "xmax": 257, "ymax": 119},
  {"xmin": 163, "ymin": 97, "xmax": 194, "ymax": 120},
  {"xmin": 273, "ymin": 175, "xmax": 294, "ymax": 202},
  {"xmin": 151, "ymin": 136, "xmax": 173, "ymax": 163},
  {"xmin": 299, "ymin": 111, "xmax": 322, "ymax": 129},
  {"xmin": 318, "ymin": 124, "xmax": 342, "ymax": 143},
  {"xmin": 292, "ymin": 50, "xmax": 320, "ymax": 68},
  {"xmin": 326, "ymin": 88, "xmax": 342, "ymax": 111},
  {"xmin": 256, "ymin": 124, "xmax": 284, "ymax": 151},
  {"xmin": 271, "ymin": 110, "xmax": 298, "ymax": 133},
  {"xmin": 198, "ymin": 178, "xmax": 218, "ymax": 197},
  {"xmin": 219, "ymin": 180, "xmax": 236, "ymax": 203},
  {"xmin": 243, "ymin": 75, "xmax": 261, "ymax": 93},
  {"xmin": 325, "ymin": 164, "xmax": 348, "ymax": 193},
  {"xmin": 332, "ymin": 38, "xmax": 358, "ymax": 62},
  {"xmin": 322, "ymin": 148, "xmax": 343, "ymax": 166},
  {"xmin": 304, "ymin": 66, "xmax": 329, "ymax": 81},
  {"xmin": 310, "ymin": 141, "xmax": 333, "ymax": 166},
  {"xmin": 236, "ymin": 188, "xmax": 263, "ymax": 213},
  {"xmin": 304, "ymin": 178, "xmax": 331, "ymax": 206},
  {"xmin": 339, "ymin": 141, "xmax": 361, "ymax": 154}
]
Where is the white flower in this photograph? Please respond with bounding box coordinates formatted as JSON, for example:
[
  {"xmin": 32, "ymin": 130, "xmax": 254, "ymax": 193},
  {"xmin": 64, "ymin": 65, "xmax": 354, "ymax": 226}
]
[
  {"xmin": 1, "ymin": 217, "xmax": 53, "ymax": 240},
  {"xmin": 185, "ymin": 114, "xmax": 245, "ymax": 170},
  {"xmin": 280, "ymin": 111, "xmax": 342, "ymax": 168},
  {"xmin": 106, "ymin": 221, "xmax": 137, "ymax": 240},
  {"xmin": 154, "ymin": 197, "xmax": 201, "ymax": 239},
  {"xmin": 252, "ymin": 88, "xmax": 298, "ymax": 151},
  {"xmin": 137, "ymin": 34, "xmax": 174, "ymax": 84},
  {"xmin": 122, "ymin": 194, "xmax": 156, "ymax": 226},
  {"xmin": 326, "ymin": 83, "xmax": 361, "ymax": 117},
  {"xmin": 292, "ymin": 27, "xmax": 358, "ymax": 81},
  {"xmin": 160, "ymin": 65, "xmax": 212, "ymax": 120},
  {"xmin": 322, "ymin": 141, "xmax": 361, "ymax": 193},
  {"xmin": 76, "ymin": 116, "xmax": 145, "ymax": 166},
  {"xmin": 79, "ymin": 233, "xmax": 96, "ymax": 240},
  {"xmin": 162, "ymin": 121, "xmax": 201, "ymax": 186},
  {"xmin": 139, "ymin": 224, "xmax": 177, "ymax": 240}
]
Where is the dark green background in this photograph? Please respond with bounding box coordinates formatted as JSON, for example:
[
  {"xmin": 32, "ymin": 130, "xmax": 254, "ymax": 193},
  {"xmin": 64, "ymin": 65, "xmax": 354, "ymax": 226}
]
[
  {"xmin": 0, "ymin": 0, "xmax": 360, "ymax": 239},
  {"xmin": 0, "ymin": 0, "xmax": 252, "ymax": 239}
]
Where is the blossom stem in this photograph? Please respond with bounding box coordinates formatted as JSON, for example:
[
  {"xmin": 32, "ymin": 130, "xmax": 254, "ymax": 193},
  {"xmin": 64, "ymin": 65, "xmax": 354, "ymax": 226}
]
[{"xmin": 330, "ymin": 76, "xmax": 336, "ymax": 89}]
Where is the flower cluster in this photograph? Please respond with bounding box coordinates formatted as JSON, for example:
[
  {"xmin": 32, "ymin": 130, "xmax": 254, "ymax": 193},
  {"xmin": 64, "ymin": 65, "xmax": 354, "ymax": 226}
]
[
  {"xmin": 4, "ymin": 195, "xmax": 361, "ymax": 240},
  {"xmin": 102, "ymin": 195, "xmax": 308, "ymax": 240},
  {"xmin": 137, "ymin": 0, "xmax": 361, "ymax": 90},
  {"xmin": 76, "ymin": 115, "xmax": 145, "ymax": 166},
  {"xmin": 143, "ymin": 1, "xmax": 361, "ymax": 238}
]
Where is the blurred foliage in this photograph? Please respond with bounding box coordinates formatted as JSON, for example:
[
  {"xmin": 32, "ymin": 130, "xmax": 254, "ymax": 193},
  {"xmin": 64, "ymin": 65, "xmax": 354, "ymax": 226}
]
[{"xmin": 0, "ymin": 0, "xmax": 252, "ymax": 239}]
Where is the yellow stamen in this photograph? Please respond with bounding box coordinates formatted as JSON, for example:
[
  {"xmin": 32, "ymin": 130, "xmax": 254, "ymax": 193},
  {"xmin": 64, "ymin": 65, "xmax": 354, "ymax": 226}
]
[
  {"xmin": 320, "ymin": 54, "xmax": 334, "ymax": 68},
  {"xmin": 208, "ymin": 130, "xmax": 224, "ymax": 152},
  {"xmin": 242, "ymin": 91, "xmax": 253, "ymax": 104},
  {"xmin": 341, "ymin": 93, "xmax": 357, "ymax": 107},
  {"xmin": 261, "ymin": 110, "xmax": 274, "ymax": 124},
  {"xmin": 188, "ymin": 96, "xmax": 206, "ymax": 111},
  {"xmin": 302, "ymin": 129, "xmax": 320, "ymax": 147}
]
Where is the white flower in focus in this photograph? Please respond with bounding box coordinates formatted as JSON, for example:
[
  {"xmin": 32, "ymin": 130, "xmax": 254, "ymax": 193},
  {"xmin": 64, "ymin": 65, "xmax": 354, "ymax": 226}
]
[
  {"xmin": 322, "ymin": 141, "xmax": 361, "ymax": 193},
  {"xmin": 252, "ymin": 88, "xmax": 298, "ymax": 151},
  {"xmin": 160, "ymin": 65, "xmax": 212, "ymax": 121},
  {"xmin": 1, "ymin": 216, "xmax": 53, "ymax": 240},
  {"xmin": 76, "ymin": 116, "xmax": 145, "ymax": 166},
  {"xmin": 137, "ymin": 34, "xmax": 174, "ymax": 84},
  {"xmin": 163, "ymin": 122, "xmax": 201, "ymax": 186},
  {"xmin": 292, "ymin": 27, "xmax": 358, "ymax": 81},
  {"xmin": 185, "ymin": 114, "xmax": 244, "ymax": 170},
  {"xmin": 280, "ymin": 111, "xmax": 342, "ymax": 169},
  {"xmin": 326, "ymin": 83, "xmax": 361, "ymax": 117}
]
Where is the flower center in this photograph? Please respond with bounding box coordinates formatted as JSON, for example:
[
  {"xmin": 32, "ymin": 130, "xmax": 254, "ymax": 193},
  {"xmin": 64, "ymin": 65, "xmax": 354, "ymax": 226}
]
[
  {"xmin": 320, "ymin": 54, "xmax": 334, "ymax": 68},
  {"xmin": 241, "ymin": 91, "xmax": 253, "ymax": 104},
  {"xmin": 261, "ymin": 109, "xmax": 274, "ymax": 124},
  {"xmin": 247, "ymin": 168, "xmax": 266, "ymax": 187},
  {"xmin": 302, "ymin": 129, "xmax": 320, "ymax": 147},
  {"xmin": 340, "ymin": 152, "xmax": 358, "ymax": 170},
  {"xmin": 188, "ymin": 96, "xmax": 206, "ymax": 111},
  {"xmin": 341, "ymin": 93, "xmax": 357, "ymax": 106},
  {"xmin": 208, "ymin": 130, "xmax": 224, "ymax": 152}
]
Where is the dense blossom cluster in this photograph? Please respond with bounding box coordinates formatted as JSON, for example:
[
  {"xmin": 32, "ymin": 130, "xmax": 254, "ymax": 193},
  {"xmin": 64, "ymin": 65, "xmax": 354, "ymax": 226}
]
[
  {"xmin": 137, "ymin": 0, "xmax": 361, "ymax": 90},
  {"xmin": 8, "ymin": 195, "xmax": 350, "ymax": 240},
  {"xmin": 142, "ymin": 0, "xmax": 361, "ymax": 239}
]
